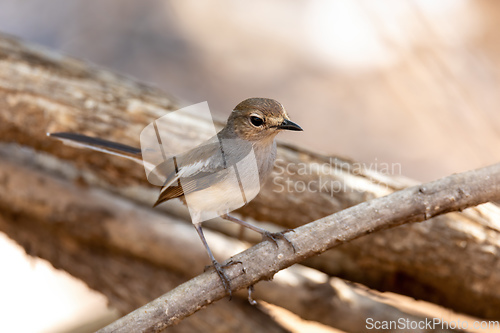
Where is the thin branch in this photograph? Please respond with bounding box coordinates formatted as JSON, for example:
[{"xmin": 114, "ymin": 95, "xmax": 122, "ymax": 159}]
[
  {"xmin": 0, "ymin": 144, "xmax": 465, "ymax": 332},
  {"xmin": 0, "ymin": 145, "xmax": 289, "ymax": 333},
  {"xmin": 98, "ymin": 163, "xmax": 500, "ymax": 332}
]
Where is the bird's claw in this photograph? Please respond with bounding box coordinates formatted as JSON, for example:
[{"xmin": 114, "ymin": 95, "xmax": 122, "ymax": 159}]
[
  {"xmin": 205, "ymin": 260, "xmax": 233, "ymax": 299},
  {"xmin": 263, "ymin": 229, "xmax": 296, "ymax": 253},
  {"xmin": 204, "ymin": 259, "xmax": 244, "ymax": 299},
  {"xmin": 226, "ymin": 259, "xmax": 244, "ymax": 267}
]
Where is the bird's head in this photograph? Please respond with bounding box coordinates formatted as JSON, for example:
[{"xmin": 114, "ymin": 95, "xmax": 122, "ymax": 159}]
[{"xmin": 227, "ymin": 98, "xmax": 302, "ymax": 142}]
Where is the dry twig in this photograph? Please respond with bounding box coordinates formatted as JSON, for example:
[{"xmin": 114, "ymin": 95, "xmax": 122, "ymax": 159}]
[{"xmin": 98, "ymin": 163, "xmax": 500, "ymax": 332}]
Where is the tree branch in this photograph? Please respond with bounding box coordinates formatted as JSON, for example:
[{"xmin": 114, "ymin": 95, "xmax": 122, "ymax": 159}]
[
  {"xmin": 98, "ymin": 163, "xmax": 500, "ymax": 332},
  {"xmin": 0, "ymin": 143, "xmax": 460, "ymax": 333},
  {"xmin": 0, "ymin": 146, "xmax": 291, "ymax": 333}
]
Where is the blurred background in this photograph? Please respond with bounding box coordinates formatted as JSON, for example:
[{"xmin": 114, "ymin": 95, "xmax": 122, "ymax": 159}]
[{"xmin": 0, "ymin": 0, "xmax": 499, "ymax": 332}]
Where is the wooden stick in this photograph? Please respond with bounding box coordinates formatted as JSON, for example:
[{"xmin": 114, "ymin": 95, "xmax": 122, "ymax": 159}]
[{"xmin": 98, "ymin": 163, "xmax": 500, "ymax": 332}]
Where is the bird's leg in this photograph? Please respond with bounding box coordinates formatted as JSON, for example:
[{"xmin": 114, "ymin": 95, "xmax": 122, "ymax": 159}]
[
  {"xmin": 221, "ymin": 214, "xmax": 295, "ymax": 252},
  {"xmin": 194, "ymin": 223, "xmax": 233, "ymax": 298}
]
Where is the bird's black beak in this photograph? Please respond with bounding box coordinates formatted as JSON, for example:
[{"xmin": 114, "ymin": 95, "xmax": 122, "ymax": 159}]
[{"xmin": 278, "ymin": 119, "xmax": 303, "ymax": 131}]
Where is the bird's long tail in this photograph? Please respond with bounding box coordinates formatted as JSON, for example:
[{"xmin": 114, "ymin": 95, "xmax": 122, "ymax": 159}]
[{"xmin": 48, "ymin": 132, "xmax": 143, "ymax": 164}]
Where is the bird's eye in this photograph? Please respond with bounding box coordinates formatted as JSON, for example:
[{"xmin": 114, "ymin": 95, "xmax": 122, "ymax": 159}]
[{"xmin": 250, "ymin": 116, "xmax": 264, "ymax": 127}]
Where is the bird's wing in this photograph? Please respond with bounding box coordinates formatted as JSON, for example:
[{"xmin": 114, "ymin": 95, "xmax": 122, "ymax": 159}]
[
  {"xmin": 48, "ymin": 132, "xmax": 143, "ymax": 164},
  {"xmin": 49, "ymin": 132, "xmax": 253, "ymax": 208},
  {"xmin": 153, "ymin": 139, "xmax": 252, "ymax": 206}
]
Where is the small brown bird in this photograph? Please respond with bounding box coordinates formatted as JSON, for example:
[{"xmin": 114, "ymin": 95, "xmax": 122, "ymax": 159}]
[{"xmin": 49, "ymin": 97, "xmax": 302, "ymax": 296}]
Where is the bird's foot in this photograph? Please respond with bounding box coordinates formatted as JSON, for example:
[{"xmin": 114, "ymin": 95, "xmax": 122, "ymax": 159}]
[
  {"xmin": 204, "ymin": 260, "xmax": 243, "ymax": 299},
  {"xmin": 209, "ymin": 260, "xmax": 232, "ymax": 298},
  {"xmin": 262, "ymin": 229, "xmax": 296, "ymax": 252}
]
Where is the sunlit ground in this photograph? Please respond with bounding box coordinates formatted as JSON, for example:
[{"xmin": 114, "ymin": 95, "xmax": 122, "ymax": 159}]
[{"xmin": 0, "ymin": 234, "xmax": 119, "ymax": 333}]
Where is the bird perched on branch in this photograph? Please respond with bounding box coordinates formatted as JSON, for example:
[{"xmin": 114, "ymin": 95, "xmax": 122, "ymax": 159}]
[{"xmin": 49, "ymin": 97, "xmax": 302, "ymax": 296}]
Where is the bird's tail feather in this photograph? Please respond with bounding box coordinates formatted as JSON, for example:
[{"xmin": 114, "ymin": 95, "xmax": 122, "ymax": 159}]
[{"xmin": 48, "ymin": 132, "xmax": 143, "ymax": 163}]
